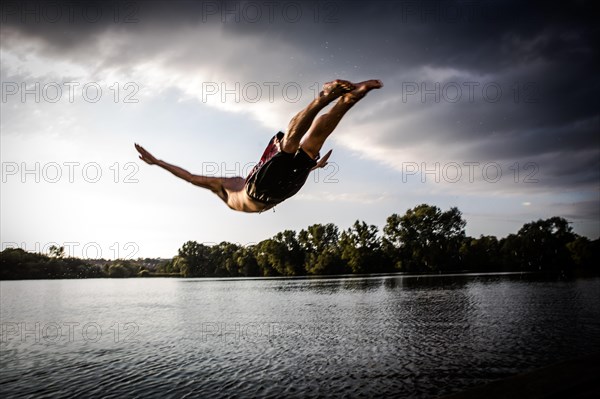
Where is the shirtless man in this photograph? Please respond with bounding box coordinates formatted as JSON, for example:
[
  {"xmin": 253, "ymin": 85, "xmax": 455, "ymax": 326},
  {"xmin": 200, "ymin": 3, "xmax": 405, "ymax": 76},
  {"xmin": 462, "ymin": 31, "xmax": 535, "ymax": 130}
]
[{"xmin": 134, "ymin": 79, "xmax": 382, "ymax": 213}]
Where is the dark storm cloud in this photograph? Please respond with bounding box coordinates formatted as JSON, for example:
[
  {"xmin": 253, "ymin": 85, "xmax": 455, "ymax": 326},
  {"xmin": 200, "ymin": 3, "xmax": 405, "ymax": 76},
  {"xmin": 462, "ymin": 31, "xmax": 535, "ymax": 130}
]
[
  {"xmin": 3, "ymin": 0, "xmax": 597, "ymax": 78},
  {"xmin": 2, "ymin": 0, "xmax": 598, "ymax": 196}
]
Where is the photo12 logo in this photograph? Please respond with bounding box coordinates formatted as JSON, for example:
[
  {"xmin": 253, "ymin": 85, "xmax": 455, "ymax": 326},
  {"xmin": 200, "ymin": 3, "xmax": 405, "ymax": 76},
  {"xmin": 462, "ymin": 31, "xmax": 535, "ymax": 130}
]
[
  {"xmin": 1, "ymin": 321, "xmax": 139, "ymax": 344},
  {"xmin": 2, "ymin": 162, "xmax": 140, "ymax": 184},
  {"xmin": 199, "ymin": 81, "xmax": 343, "ymax": 104},
  {"xmin": 1, "ymin": 241, "xmax": 140, "ymax": 260},
  {"xmin": 401, "ymin": 161, "xmax": 540, "ymax": 184},
  {"xmin": 1, "ymin": 81, "xmax": 140, "ymax": 104},
  {"xmin": 401, "ymin": 81, "xmax": 541, "ymax": 104}
]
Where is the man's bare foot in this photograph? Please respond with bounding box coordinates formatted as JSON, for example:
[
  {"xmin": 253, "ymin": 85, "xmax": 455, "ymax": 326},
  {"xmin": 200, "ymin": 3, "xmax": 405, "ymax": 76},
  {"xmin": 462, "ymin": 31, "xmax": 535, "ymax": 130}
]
[
  {"xmin": 344, "ymin": 79, "xmax": 383, "ymax": 102},
  {"xmin": 319, "ymin": 79, "xmax": 356, "ymax": 99}
]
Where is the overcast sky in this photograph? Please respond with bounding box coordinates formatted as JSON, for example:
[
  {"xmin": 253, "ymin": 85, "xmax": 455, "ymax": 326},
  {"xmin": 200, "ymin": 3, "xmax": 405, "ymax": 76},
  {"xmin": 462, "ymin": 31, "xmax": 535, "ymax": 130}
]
[{"xmin": 1, "ymin": 0, "xmax": 598, "ymax": 259}]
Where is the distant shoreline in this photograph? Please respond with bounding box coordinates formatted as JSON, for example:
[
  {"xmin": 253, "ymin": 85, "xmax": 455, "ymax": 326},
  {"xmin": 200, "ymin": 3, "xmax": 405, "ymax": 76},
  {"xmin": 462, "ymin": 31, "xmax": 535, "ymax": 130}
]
[
  {"xmin": 2, "ymin": 209, "xmax": 598, "ymax": 280},
  {"xmin": 3, "ymin": 270, "xmax": 596, "ymax": 283}
]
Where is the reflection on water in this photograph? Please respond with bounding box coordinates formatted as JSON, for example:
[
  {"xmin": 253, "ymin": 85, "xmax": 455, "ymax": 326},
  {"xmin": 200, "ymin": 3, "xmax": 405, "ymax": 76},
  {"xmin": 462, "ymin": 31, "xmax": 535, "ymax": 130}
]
[{"xmin": 1, "ymin": 274, "xmax": 599, "ymax": 398}]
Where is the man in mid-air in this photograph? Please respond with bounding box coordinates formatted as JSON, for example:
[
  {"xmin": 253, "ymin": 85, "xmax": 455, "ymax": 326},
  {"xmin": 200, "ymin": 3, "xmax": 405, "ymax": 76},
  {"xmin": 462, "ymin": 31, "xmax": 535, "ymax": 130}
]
[{"xmin": 135, "ymin": 79, "xmax": 382, "ymax": 213}]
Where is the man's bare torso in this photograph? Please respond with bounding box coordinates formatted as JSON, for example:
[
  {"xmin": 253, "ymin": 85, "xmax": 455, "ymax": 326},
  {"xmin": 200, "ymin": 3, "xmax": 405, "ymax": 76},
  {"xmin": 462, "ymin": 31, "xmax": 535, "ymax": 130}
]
[{"xmin": 220, "ymin": 178, "xmax": 274, "ymax": 213}]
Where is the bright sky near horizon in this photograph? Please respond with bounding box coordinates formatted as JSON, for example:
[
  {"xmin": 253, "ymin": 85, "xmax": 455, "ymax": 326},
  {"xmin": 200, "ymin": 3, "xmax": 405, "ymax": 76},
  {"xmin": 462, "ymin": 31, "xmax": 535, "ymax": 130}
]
[{"xmin": 1, "ymin": 0, "xmax": 598, "ymax": 259}]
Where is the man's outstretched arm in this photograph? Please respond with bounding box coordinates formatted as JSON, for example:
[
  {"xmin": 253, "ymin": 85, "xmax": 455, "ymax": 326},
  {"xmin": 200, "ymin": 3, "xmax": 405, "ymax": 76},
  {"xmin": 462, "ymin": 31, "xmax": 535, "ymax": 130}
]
[{"xmin": 134, "ymin": 143, "xmax": 235, "ymax": 197}]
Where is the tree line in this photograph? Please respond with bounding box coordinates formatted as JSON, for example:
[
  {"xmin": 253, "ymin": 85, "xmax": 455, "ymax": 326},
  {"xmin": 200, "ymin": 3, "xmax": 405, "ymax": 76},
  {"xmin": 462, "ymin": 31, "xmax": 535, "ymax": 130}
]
[{"xmin": 1, "ymin": 204, "xmax": 598, "ymax": 280}]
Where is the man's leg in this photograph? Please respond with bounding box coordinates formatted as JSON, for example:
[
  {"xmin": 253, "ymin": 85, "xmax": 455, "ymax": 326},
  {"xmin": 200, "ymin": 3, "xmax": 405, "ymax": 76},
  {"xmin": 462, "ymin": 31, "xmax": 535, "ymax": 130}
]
[
  {"xmin": 281, "ymin": 80, "xmax": 355, "ymax": 154},
  {"xmin": 299, "ymin": 80, "xmax": 383, "ymax": 159}
]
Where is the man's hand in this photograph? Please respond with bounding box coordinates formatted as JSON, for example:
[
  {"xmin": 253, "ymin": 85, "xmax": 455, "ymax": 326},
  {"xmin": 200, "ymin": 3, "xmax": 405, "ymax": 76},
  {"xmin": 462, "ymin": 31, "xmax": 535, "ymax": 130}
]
[
  {"xmin": 135, "ymin": 143, "xmax": 158, "ymax": 165},
  {"xmin": 312, "ymin": 149, "xmax": 333, "ymax": 170}
]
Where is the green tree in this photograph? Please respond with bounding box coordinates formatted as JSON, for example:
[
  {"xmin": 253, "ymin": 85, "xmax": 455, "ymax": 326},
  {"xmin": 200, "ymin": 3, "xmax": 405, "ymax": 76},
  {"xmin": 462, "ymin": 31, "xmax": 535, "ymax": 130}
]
[
  {"xmin": 1, "ymin": 248, "xmax": 47, "ymax": 279},
  {"xmin": 253, "ymin": 233, "xmax": 302, "ymax": 276},
  {"xmin": 171, "ymin": 256, "xmax": 186, "ymax": 274},
  {"xmin": 233, "ymin": 246, "xmax": 260, "ymax": 276},
  {"xmin": 48, "ymin": 245, "xmax": 65, "ymax": 259},
  {"xmin": 108, "ymin": 263, "xmax": 130, "ymax": 278},
  {"xmin": 273, "ymin": 230, "xmax": 305, "ymax": 275},
  {"xmin": 178, "ymin": 241, "xmax": 213, "ymax": 277},
  {"xmin": 499, "ymin": 233, "xmax": 520, "ymax": 270},
  {"xmin": 459, "ymin": 235, "xmax": 501, "ymax": 271},
  {"xmin": 1, "ymin": 248, "xmax": 102, "ymax": 279},
  {"xmin": 382, "ymin": 213, "xmax": 403, "ymax": 270},
  {"xmin": 512, "ymin": 217, "xmax": 576, "ymax": 271},
  {"xmin": 210, "ymin": 242, "xmax": 242, "ymax": 277},
  {"xmin": 339, "ymin": 221, "xmax": 385, "ymax": 274},
  {"xmin": 567, "ymin": 237, "xmax": 599, "ymax": 272},
  {"xmin": 253, "ymin": 239, "xmax": 284, "ymax": 276},
  {"xmin": 299, "ymin": 223, "xmax": 346, "ymax": 274},
  {"xmin": 385, "ymin": 204, "xmax": 466, "ymax": 272}
]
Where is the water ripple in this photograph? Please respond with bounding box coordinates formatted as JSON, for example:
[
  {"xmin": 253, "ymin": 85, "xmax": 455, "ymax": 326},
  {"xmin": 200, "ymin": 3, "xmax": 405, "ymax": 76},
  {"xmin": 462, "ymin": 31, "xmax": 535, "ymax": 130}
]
[{"xmin": 1, "ymin": 275, "xmax": 599, "ymax": 398}]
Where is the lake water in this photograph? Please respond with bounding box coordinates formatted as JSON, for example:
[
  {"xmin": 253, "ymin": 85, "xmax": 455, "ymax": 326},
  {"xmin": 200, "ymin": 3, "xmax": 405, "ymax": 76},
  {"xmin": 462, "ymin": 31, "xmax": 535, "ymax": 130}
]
[{"xmin": 1, "ymin": 273, "xmax": 599, "ymax": 398}]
